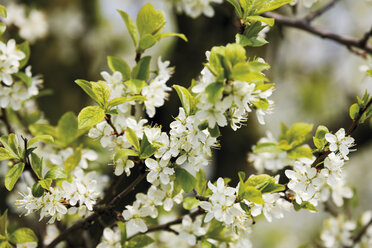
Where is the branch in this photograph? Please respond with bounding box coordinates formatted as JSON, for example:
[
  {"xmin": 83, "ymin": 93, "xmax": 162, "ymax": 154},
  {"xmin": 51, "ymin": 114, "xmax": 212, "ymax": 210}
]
[
  {"xmin": 345, "ymin": 218, "xmax": 372, "ymax": 248},
  {"xmin": 311, "ymin": 97, "xmax": 372, "ymax": 168},
  {"xmin": 104, "ymin": 114, "xmax": 122, "ymax": 137},
  {"xmin": 262, "ymin": 12, "xmax": 372, "ymax": 57},
  {"xmin": 46, "ymin": 171, "xmax": 147, "ymax": 248},
  {"xmin": 304, "ymin": 0, "xmax": 340, "ymax": 23},
  {"xmin": 128, "ymin": 208, "xmax": 205, "ymax": 241}
]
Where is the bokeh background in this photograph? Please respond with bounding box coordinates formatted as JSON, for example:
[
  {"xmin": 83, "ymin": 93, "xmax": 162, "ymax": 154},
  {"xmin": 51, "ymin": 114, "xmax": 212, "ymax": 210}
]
[{"xmin": 1, "ymin": 0, "xmax": 372, "ymax": 247}]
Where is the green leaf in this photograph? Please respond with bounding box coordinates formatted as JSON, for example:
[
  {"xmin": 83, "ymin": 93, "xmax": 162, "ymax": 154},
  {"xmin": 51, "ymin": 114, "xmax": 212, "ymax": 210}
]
[
  {"xmin": 126, "ymin": 234, "xmax": 154, "ymax": 248},
  {"xmin": 9, "ymin": 228, "xmax": 38, "ymax": 244},
  {"xmin": 240, "ymin": 185, "xmax": 264, "ymax": 204},
  {"xmin": 183, "ymin": 196, "xmax": 200, "ymax": 210},
  {"xmin": 225, "ymin": 43, "xmax": 247, "ymax": 67},
  {"xmin": 114, "ymin": 149, "xmax": 138, "ymax": 162},
  {"xmin": 92, "ymin": 81, "xmax": 111, "ymax": 107},
  {"xmin": 29, "ymin": 124, "xmax": 56, "ymax": 137},
  {"xmin": 175, "ymin": 167, "xmax": 196, "ymax": 193},
  {"xmin": 253, "ymin": 98, "xmax": 269, "ymax": 110},
  {"xmin": 5, "ymin": 163, "xmax": 25, "ymax": 191},
  {"xmin": 287, "ymin": 146, "xmax": 313, "ymax": 159},
  {"xmin": 243, "ymin": 174, "xmax": 284, "ymax": 194},
  {"xmin": 261, "ymin": 183, "xmax": 285, "ymax": 194},
  {"xmin": 0, "ymin": 23, "xmax": 6, "ymax": 35},
  {"xmin": 236, "ymin": 33, "xmax": 268, "ymax": 47},
  {"xmin": 256, "ymin": 0, "xmax": 294, "ymax": 14},
  {"xmin": 64, "ymin": 148, "xmax": 82, "ymax": 174},
  {"xmin": 44, "ymin": 167, "xmax": 67, "ymax": 180},
  {"xmin": 0, "ymin": 148, "xmax": 15, "ymax": 161},
  {"xmin": 0, "ymin": 5, "xmax": 6, "ymax": 18},
  {"xmin": 28, "ymin": 135, "xmax": 54, "ymax": 147},
  {"xmin": 293, "ymin": 201, "xmax": 317, "ymax": 212},
  {"xmin": 231, "ymin": 63, "xmax": 268, "ymax": 81},
  {"xmin": 125, "ymin": 127, "xmax": 140, "ymax": 151},
  {"xmin": 107, "ymin": 56, "xmax": 131, "ymax": 81},
  {"xmin": 284, "ymin": 122, "xmax": 313, "ymax": 147},
  {"xmin": 367, "ymin": 70, "xmax": 372, "ymax": 77},
  {"xmin": 196, "ymin": 169, "xmax": 208, "ymax": 196},
  {"xmin": 39, "ymin": 179, "xmax": 52, "ymax": 190},
  {"xmin": 227, "ymin": 0, "xmax": 243, "ymax": 17},
  {"xmin": 17, "ymin": 42, "xmax": 30, "ymax": 69},
  {"xmin": 118, "ymin": 10, "xmax": 139, "ymax": 46},
  {"xmin": 107, "ymin": 96, "xmax": 146, "ymax": 109},
  {"xmin": 0, "ymin": 210, "xmax": 7, "ymax": 236},
  {"xmin": 246, "ymin": 16, "xmax": 275, "ymax": 27},
  {"xmin": 32, "ymin": 182, "xmax": 45, "ymax": 197},
  {"xmin": 57, "ymin": 112, "xmax": 78, "ymax": 146},
  {"xmin": 75, "ymin": 80, "xmax": 100, "ymax": 104},
  {"xmin": 138, "ymin": 34, "xmax": 157, "ymax": 51},
  {"xmin": 136, "ymin": 3, "xmax": 165, "ymax": 37},
  {"xmin": 253, "ymin": 142, "xmax": 282, "ymax": 153},
  {"xmin": 173, "ymin": 85, "xmax": 194, "ymax": 115},
  {"xmin": 208, "ymin": 125, "xmax": 220, "ymax": 138},
  {"xmin": 205, "ymin": 82, "xmax": 224, "ymax": 104},
  {"xmin": 156, "ymin": 32, "xmax": 188, "ymax": 42},
  {"xmin": 205, "ymin": 220, "xmax": 232, "ymax": 242},
  {"xmin": 14, "ymin": 72, "xmax": 32, "ymax": 87},
  {"xmin": 313, "ymin": 125, "xmax": 329, "ymax": 150},
  {"xmin": 117, "ymin": 222, "xmax": 127, "ymax": 245},
  {"xmin": 124, "ymin": 79, "xmax": 146, "ymax": 94},
  {"xmin": 8, "ymin": 134, "xmax": 21, "ymax": 159},
  {"xmin": 30, "ymin": 153, "xmax": 43, "ymax": 179},
  {"xmin": 78, "ymin": 106, "xmax": 105, "ymax": 129},
  {"xmin": 132, "ymin": 56, "xmax": 151, "ymax": 81},
  {"xmin": 349, "ymin": 103, "xmax": 360, "ymax": 120},
  {"xmin": 139, "ymin": 133, "xmax": 157, "ymax": 159}
]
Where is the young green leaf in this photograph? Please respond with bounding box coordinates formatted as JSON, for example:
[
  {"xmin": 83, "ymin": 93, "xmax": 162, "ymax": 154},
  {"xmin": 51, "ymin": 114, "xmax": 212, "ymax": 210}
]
[
  {"xmin": 256, "ymin": 0, "xmax": 294, "ymax": 14},
  {"xmin": 117, "ymin": 222, "xmax": 127, "ymax": 245},
  {"xmin": 92, "ymin": 81, "xmax": 111, "ymax": 107},
  {"xmin": 173, "ymin": 85, "xmax": 194, "ymax": 115},
  {"xmin": 44, "ymin": 167, "xmax": 67, "ymax": 180},
  {"xmin": 175, "ymin": 167, "xmax": 196, "ymax": 193},
  {"xmin": 118, "ymin": 10, "xmax": 139, "ymax": 46},
  {"xmin": 196, "ymin": 169, "xmax": 208, "ymax": 196},
  {"xmin": 5, "ymin": 163, "xmax": 25, "ymax": 191},
  {"xmin": 107, "ymin": 96, "xmax": 146, "ymax": 109},
  {"xmin": 139, "ymin": 133, "xmax": 157, "ymax": 159},
  {"xmin": 124, "ymin": 79, "xmax": 146, "ymax": 94},
  {"xmin": 287, "ymin": 146, "xmax": 313, "ymax": 159},
  {"xmin": 57, "ymin": 112, "xmax": 78, "ymax": 146},
  {"xmin": 132, "ymin": 56, "xmax": 151, "ymax": 81},
  {"xmin": 78, "ymin": 106, "xmax": 105, "ymax": 129},
  {"xmin": 0, "ymin": 148, "xmax": 15, "ymax": 161},
  {"xmin": 9, "ymin": 228, "xmax": 38, "ymax": 244},
  {"xmin": 32, "ymin": 182, "xmax": 45, "ymax": 197},
  {"xmin": 226, "ymin": 0, "xmax": 243, "ymax": 17},
  {"xmin": 155, "ymin": 33, "xmax": 188, "ymax": 42},
  {"xmin": 125, "ymin": 127, "xmax": 140, "ymax": 151},
  {"xmin": 114, "ymin": 149, "xmax": 139, "ymax": 162},
  {"xmin": 205, "ymin": 82, "xmax": 224, "ymax": 104},
  {"xmin": 126, "ymin": 234, "xmax": 154, "ymax": 248},
  {"xmin": 30, "ymin": 153, "xmax": 43, "ymax": 179},
  {"xmin": 39, "ymin": 179, "xmax": 52, "ymax": 190},
  {"xmin": 107, "ymin": 56, "xmax": 131, "ymax": 81},
  {"xmin": 253, "ymin": 142, "xmax": 282, "ymax": 153},
  {"xmin": 349, "ymin": 103, "xmax": 360, "ymax": 120},
  {"xmin": 0, "ymin": 5, "xmax": 6, "ymax": 18},
  {"xmin": 0, "ymin": 210, "xmax": 7, "ymax": 236},
  {"xmin": 183, "ymin": 196, "xmax": 200, "ymax": 210},
  {"xmin": 64, "ymin": 148, "xmax": 82, "ymax": 174},
  {"xmin": 138, "ymin": 34, "xmax": 157, "ymax": 51},
  {"xmin": 236, "ymin": 33, "xmax": 268, "ymax": 47},
  {"xmin": 17, "ymin": 41, "xmax": 30, "ymax": 69},
  {"xmin": 136, "ymin": 4, "xmax": 165, "ymax": 37},
  {"xmin": 75, "ymin": 80, "xmax": 100, "ymax": 104},
  {"xmin": 28, "ymin": 135, "xmax": 54, "ymax": 147}
]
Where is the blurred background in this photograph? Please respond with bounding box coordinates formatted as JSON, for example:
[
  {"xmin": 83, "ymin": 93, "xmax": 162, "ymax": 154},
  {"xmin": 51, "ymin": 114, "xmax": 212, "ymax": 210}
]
[{"xmin": 0, "ymin": 0, "xmax": 372, "ymax": 247}]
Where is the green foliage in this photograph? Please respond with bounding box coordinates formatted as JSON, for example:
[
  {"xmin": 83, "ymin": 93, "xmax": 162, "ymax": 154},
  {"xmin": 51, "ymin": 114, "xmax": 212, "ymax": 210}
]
[
  {"xmin": 125, "ymin": 127, "xmax": 140, "ymax": 151},
  {"xmin": 0, "ymin": 210, "xmax": 7, "ymax": 237},
  {"xmin": 32, "ymin": 182, "xmax": 45, "ymax": 197},
  {"xmin": 119, "ymin": 4, "xmax": 186, "ymax": 54},
  {"xmin": 114, "ymin": 149, "xmax": 138, "ymax": 162},
  {"xmin": 205, "ymin": 82, "xmax": 224, "ymax": 104},
  {"xmin": 349, "ymin": 103, "xmax": 360, "ymax": 120},
  {"xmin": 30, "ymin": 153, "xmax": 43, "ymax": 179},
  {"xmin": 350, "ymin": 91, "xmax": 372, "ymax": 124},
  {"xmin": 205, "ymin": 220, "xmax": 232, "ymax": 242},
  {"xmin": 64, "ymin": 148, "xmax": 82, "ymax": 174},
  {"xmin": 293, "ymin": 201, "xmax": 317, "ymax": 212},
  {"xmin": 44, "ymin": 167, "xmax": 67, "ymax": 180},
  {"xmin": 0, "ymin": 5, "xmax": 6, "ymax": 18},
  {"xmin": 196, "ymin": 169, "xmax": 209, "ymax": 196},
  {"xmin": 9, "ymin": 228, "xmax": 38, "ymax": 244},
  {"xmin": 27, "ymin": 135, "xmax": 54, "ymax": 147},
  {"xmin": 5, "ymin": 163, "xmax": 25, "ymax": 191},
  {"xmin": 173, "ymin": 85, "xmax": 195, "ymax": 115},
  {"xmin": 117, "ymin": 222, "xmax": 127, "ymax": 245},
  {"xmin": 0, "ymin": 148, "xmax": 14, "ymax": 161},
  {"xmin": 17, "ymin": 42, "xmax": 30, "ymax": 69},
  {"xmin": 126, "ymin": 234, "xmax": 154, "ymax": 248},
  {"xmin": 139, "ymin": 133, "xmax": 158, "ymax": 159},
  {"xmin": 57, "ymin": 112, "xmax": 78, "ymax": 146},
  {"xmin": 175, "ymin": 167, "xmax": 196, "ymax": 193},
  {"xmin": 313, "ymin": 125, "xmax": 329, "ymax": 150},
  {"xmin": 132, "ymin": 56, "xmax": 151, "ymax": 81},
  {"xmin": 367, "ymin": 69, "xmax": 372, "ymax": 77},
  {"xmin": 77, "ymin": 106, "xmax": 105, "ymax": 129},
  {"xmin": 183, "ymin": 196, "xmax": 200, "ymax": 210},
  {"xmin": 107, "ymin": 56, "xmax": 131, "ymax": 81}
]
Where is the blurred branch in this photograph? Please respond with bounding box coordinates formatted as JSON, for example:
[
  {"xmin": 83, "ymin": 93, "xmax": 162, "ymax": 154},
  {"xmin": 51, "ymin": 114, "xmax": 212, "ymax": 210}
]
[
  {"xmin": 46, "ymin": 170, "xmax": 147, "ymax": 248},
  {"xmin": 262, "ymin": 12, "xmax": 372, "ymax": 58},
  {"xmin": 305, "ymin": 0, "xmax": 340, "ymax": 22},
  {"xmin": 345, "ymin": 218, "xmax": 372, "ymax": 248}
]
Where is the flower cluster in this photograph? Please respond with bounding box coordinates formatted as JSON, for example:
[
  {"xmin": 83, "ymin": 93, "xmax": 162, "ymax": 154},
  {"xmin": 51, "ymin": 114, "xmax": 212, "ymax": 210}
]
[
  {"xmin": 97, "ymin": 227, "xmax": 122, "ymax": 248},
  {"xmin": 174, "ymin": 0, "xmax": 223, "ymax": 18},
  {"xmin": 3, "ymin": 3, "xmax": 48, "ymax": 43},
  {"xmin": 320, "ymin": 215, "xmax": 356, "ymax": 247}
]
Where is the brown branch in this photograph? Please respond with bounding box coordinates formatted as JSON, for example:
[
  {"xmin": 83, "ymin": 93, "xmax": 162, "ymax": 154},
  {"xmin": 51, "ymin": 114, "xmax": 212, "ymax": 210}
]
[
  {"xmin": 104, "ymin": 114, "xmax": 122, "ymax": 137},
  {"xmin": 304, "ymin": 0, "xmax": 340, "ymax": 23},
  {"xmin": 345, "ymin": 218, "xmax": 372, "ymax": 248},
  {"xmin": 262, "ymin": 12, "xmax": 372, "ymax": 57},
  {"xmin": 46, "ymin": 171, "xmax": 147, "ymax": 248},
  {"xmin": 128, "ymin": 208, "xmax": 205, "ymax": 241},
  {"xmin": 359, "ymin": 25, "xmax": 372, "ymax": 47}
]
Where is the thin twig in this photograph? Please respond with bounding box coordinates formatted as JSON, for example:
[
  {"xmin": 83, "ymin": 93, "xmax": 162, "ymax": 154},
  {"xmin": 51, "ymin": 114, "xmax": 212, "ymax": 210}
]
[
  {"xmin": 305, "ymin": 0, "xmax": 340, "ymax": 23},
  {"xmin": 46, "ymin": 171, "xmax": 147, "ymax": 248},
  {"xmin": 359, "ymin": 25, "xmax": 372, "ymax": 47},
  {"xmin": 104, "ymin": 114, "xmax": 122, "ymax": 137},
  {"xmin": 128, "ymin": 208, "xmax": 205, "ymax": 241},
  {"xmin": 262, "ymin": 12, "xmax": 372, "ymax": 57},
  {"xmin": 345, "ymin": 218, "xmax": 372, "ymax": 248}
]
